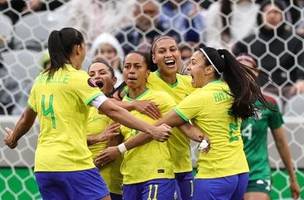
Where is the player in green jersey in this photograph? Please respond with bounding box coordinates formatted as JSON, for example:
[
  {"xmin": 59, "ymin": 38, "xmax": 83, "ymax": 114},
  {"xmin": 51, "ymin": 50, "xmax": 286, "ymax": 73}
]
[{"xmin": 236, "ymin": 54, "xmax": 300, "ymax": 200}]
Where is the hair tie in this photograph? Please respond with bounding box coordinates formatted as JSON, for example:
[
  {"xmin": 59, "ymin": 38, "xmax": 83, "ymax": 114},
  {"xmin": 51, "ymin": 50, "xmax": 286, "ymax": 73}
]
[{"xmin": 199, "ymin": 48, "xmax": 222, "ymax": 75}]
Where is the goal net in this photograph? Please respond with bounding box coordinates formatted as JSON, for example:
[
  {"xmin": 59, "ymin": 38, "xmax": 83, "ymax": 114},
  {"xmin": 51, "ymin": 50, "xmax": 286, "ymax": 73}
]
[{"xmin": 0, "ymin": 0, "xmax": 303, "ymax": 199}]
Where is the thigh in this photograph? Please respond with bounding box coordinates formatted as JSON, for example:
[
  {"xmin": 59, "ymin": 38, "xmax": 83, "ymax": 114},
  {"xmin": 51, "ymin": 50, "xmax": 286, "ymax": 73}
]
[
  {"xmin": 245, "ymin": 179, "xmax": 271, "ymax": 200},
  {"xmin": 231, "ymin": 173, "xmax": 249, "ymax": 200},
  {"xmin": 35, "ymin": 172, "xmax": 70, "ymax": 200},
  {"xmin": 123, "ymin": 184, "xmax": 140, "ymax": 200},
  {"xmin": 67, "ymin": 168, "xmax": 109, "ymax": 200},
  {"xmin": 247, "ymin": 179, "xmax": 271, "ymax": 194},
  {"xmin": 175, "ymin": 172, "xmax": 194, "ymax": 200},
  {"xmin": 142, "ymin": 179, "xmax": 175, "ymax": 200},
  {"xmin": 193, "ymin": 176, "xmax": 238, "ymax": 200},
  {"xmin": 244, "ymin": 192, "xmax": 270, "ymax": 200},
  {"xmin": 110, "ymin": 192, "xmax": 123, "ymax": 200}
]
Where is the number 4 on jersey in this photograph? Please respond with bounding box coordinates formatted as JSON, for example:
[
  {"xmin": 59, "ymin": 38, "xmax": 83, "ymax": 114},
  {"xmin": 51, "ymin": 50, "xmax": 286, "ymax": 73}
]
[
  {"xmin": 242, "ymin": 124, "xmax": 252, "ymax": 140},
  {"xmin": 41, "ymin": 94, "xmax": 56, "ymax": 129}
]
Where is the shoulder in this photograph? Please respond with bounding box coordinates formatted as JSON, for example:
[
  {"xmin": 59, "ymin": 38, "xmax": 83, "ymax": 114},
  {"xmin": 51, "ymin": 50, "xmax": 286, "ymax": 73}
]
[
  {"xmin": 207, "ymin": 80, "xmax": 229, "ymax": 90},
  {"xmin": 177, "ymin": 73, "xmax": 191, "ymax": 82},
  {"xmin": 147, "ymin": 72, "xmax": 161, "ymax": 84},
  {"xmin": 68, "ymin": 68, "xmax": 91, "ymax": 84},
  {"xmin": 197, "ymin": 81, "xmax": 230, "ymax": 98},
  {"xmin": 71, "ymin": 69, "xmax": 89, "ymax": 78},
  {"xmin": 263, "ymin": 93, "xmax": 278, "ymax": 107},
  {"xmin": 177, "ymin": 74, "xmax": 192, "ymax": 86},
  {"xmin": 260, "ymin": 93, "xmax": 281, "ymax": 113},
  {"xmin": 184, "ymin": 87, "xmax": 205, "ymax": 101},
  {"xmin": 148, "ymin": 71, "xmax": 159, "ymax": 79}
]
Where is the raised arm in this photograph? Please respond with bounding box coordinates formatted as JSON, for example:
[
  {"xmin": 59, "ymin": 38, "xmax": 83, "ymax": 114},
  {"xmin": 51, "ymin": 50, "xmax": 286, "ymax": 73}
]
[
  {"xmin": 109, "ymin": 98, "xmax": 161, "ymax": 120},
  {"xmin": 98, "ymin": 99, "xmax": 170, "ymax": 141},
  {"xmin": 97, "ymin": 110, "xmax": 210, "ymax": 166},
  {"xmin": 113, "ymin": 109, "xmax": 185, "ymax": 153}
]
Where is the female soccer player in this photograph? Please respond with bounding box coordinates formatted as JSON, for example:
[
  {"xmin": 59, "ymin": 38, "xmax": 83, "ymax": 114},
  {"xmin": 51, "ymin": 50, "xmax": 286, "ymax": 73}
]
[
  {"xmin": 3, "ymin": 27, "xmax": 170, "ymax": 200},
  {"xmin": 86, "ymin": 57, "xmax": 123, "ymax": 200},
  {"xmin": 117, "ymin": 51, "xmax": 176, "ymax": 200},
  {"xmin": 147, "ymin": 35, "xmax": 196, "ymax": 200},
  {"xmin": 97, "ymin": 51, "xmax": 208, "ymax": 200},
  {"xmin": 98, "ymin": 44, "xmax": 209, "ymax": 199},
  {"xmin": 236, "ymin": 54, "xmax": 300, "ymax": 200},
  {"xmin": 154, "ymin": 47, "xmax": 267, "ymax": 200}
]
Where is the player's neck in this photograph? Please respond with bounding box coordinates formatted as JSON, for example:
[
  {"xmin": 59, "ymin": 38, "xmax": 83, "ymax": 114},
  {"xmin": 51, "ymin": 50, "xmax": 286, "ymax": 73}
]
[
  {"xmin": 158, "ymin": 72, "xmax": 177, "ymax": 85},
  {"xmin": 128, "ymin": 86, "xmax": 147, "ymax": 99},
  {"xmin": 70, "ymin": 57, "xmax": 82, "ymax": 70},
  {"xmin": 203, "ymin": 77, "xmax": 218, "ymax": 87}
]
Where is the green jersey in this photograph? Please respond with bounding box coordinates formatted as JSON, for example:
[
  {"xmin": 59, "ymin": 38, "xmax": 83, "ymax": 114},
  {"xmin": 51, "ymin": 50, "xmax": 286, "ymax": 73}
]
[{"xmin": 241, "ymin": 95, "xmax": 283, "ymax": 181}]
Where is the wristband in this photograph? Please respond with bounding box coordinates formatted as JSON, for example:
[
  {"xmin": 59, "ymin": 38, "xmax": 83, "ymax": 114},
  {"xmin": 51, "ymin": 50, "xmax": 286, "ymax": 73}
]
[
  {"xmin": 198, "ymin": 139, "xmax": 209, "ymax": 151},
  {"xmin": 117, "ymin": 143, "xmax": 127, "ymax": 154}
]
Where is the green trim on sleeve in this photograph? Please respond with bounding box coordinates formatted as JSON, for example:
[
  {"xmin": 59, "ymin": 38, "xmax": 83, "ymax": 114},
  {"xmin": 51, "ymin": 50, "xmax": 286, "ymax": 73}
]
[
  {"xmin": 27, "ymin": 102, "xmax": 36, "ymax": 112},
  {"xmin": 174, "ymin": 108, "xmax": 190, "ymax": 122},
  {"xmin": 85, "ymin": 93, "xmax": 103, "ymax": 105}
]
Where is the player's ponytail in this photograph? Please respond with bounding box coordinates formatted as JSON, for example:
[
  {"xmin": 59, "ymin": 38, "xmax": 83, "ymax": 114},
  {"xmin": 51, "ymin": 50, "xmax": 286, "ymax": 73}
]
[
  {"xmin": 46, "ymin": 27, "xmax": 84, "ymax": 78},
  {"xmin": 200, "ymin": 47, "xmax": 266, "ymax": 119},
  {"xmin": 218, "ymin": 48, "xmax": 266, "ymax": 119}
]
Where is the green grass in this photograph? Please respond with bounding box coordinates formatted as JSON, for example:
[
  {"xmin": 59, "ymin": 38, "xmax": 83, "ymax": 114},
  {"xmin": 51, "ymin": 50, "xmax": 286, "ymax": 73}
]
[{"xmin": 0, "ymin": 167, "xmax": 303, "ymax": 199}]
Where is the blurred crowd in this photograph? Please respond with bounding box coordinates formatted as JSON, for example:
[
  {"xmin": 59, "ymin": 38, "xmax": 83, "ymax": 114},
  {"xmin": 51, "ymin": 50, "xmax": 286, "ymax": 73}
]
[{"xmin": 0, "ymin": 0, "xmax": 304, "ymax": 115}]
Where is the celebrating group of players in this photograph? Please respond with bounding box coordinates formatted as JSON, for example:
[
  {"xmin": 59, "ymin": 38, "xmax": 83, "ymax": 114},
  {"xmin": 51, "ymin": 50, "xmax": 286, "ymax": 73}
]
[{"xmin": 4, "ymin": 27, "xmax": 299, "ymax": 200}]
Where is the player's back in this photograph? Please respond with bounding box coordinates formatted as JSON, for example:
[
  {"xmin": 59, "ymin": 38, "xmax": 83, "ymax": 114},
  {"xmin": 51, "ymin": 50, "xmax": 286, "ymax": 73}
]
[{"xmin": 29, "ymin": 64, "xmax": 102, "ymax": 172}]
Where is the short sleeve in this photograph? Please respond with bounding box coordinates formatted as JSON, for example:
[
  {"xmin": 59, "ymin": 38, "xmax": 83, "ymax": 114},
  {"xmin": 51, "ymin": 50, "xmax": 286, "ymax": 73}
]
[
  {"xmin": 268, "ymin": 104, "xmax": 284, "ymax": 130},
  {"xmin": 73, "ymin": 71, "xmax": 103, "ymax": 105},
  {"xmin": 27, "ymin": 84, "xmax": 37, "ymax": 112},
  {"xmin": 174, "ymin": 89, "xmax": 203, "ymax": 122}
]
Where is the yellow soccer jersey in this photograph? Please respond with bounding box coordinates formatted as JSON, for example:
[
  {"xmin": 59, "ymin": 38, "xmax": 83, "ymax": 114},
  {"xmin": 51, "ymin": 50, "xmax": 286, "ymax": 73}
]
[
  {"xmin": 87, "ymin": 108, "xmax": 112, "ymax": 157},
  {"xmin": 174, "ymin": 80, "xmax": 249, "ymax": 178},
  {"xmin": 86, "ymin": 108, "xmax": 123, "ymax": 195},
  {"xmin": 120, "ymin": 89, "xmax": 175, "ymax": 184},
  {"xmin": 28, "ymin": 64, "xmax": 103, "ymax": 172},
  {"xmin": 147, "ymin": 71, "xmax": 195, "ymax": 102},
  {"xmin": 147, "ymin": 71, "xmax": 194, "ymax": 173}
]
